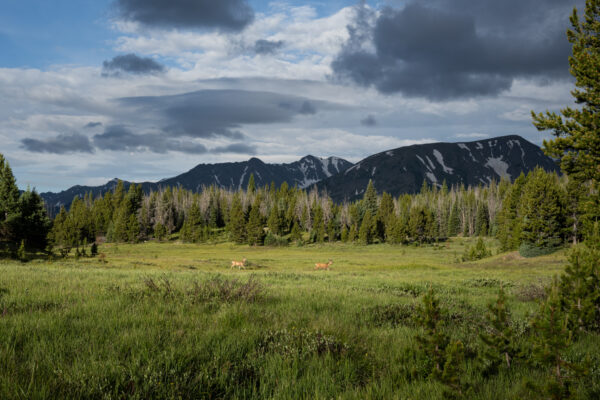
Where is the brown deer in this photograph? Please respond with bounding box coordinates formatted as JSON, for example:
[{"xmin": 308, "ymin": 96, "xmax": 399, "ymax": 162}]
[
  {"xmin": 314, "ymin": 260, "xmax": 333, "ymax": 270},
  {"xmin": 231, "ymin": 258, "xmax": 247, "ymax": 269}
]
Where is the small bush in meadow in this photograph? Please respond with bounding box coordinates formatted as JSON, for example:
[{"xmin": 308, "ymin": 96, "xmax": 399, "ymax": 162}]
[{"xmin": 461, "ymin": 237, "xmax": 491, "ymax": 262}]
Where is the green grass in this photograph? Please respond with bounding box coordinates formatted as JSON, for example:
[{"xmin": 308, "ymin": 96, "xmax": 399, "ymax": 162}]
[{"xmin": 1, "ymin": 238, "xmax": 598, "ymax": 399}]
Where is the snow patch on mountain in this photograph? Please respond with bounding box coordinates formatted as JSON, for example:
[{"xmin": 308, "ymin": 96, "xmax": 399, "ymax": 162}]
[
  {"xmin": 432, "ymin": 149, "xmax": 454, "ymax": 174},
  {"xmin": 458, "ymin": 143, "xmax": 477, "ymax": 161},
  {"xmin": 485, "ymin": 157, "xmax": 510, "ymax": 179},
  {"xmin": 425, "ymin": 156, "xmax": 436, "ymax": 170},
  {"xmin": 426, "ymin": 172, "xmax": 438, "ymax": 184}
]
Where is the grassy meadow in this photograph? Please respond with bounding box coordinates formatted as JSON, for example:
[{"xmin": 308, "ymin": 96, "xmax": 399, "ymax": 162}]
[{"xmin": 1, "ymin": 238, "xmax": 599, "ymax": 399}]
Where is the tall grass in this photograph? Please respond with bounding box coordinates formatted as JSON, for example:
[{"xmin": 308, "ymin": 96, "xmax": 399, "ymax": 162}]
[{"xmin": 0, "ymin": 238, "xmax": 598, "ymax": 399}]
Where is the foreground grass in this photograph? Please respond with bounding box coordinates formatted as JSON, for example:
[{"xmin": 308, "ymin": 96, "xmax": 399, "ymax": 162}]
[{"xmin": 1, "ymin": 239, "xmax": 598, "ymax": 399}]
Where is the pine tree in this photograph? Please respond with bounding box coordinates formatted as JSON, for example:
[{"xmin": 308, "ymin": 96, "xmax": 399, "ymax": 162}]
[
  {"xmin": 127, "ymin": 214, "xmax": 140, "ymax": 243},
  {"xmin": 247, "ymin": 173, "xmax": 256, "ymax": 194},
  {"xmin": 532, "ymin": 0, "xmax": 600, "ymax": 184},
  {"xmin": 496, "ymin": 173, "xmax": 527, "ymax": 251},
  {"xmin": 447, "ymin": 202, "xmax": 461, "ymax": 237},
  {"xmin": 377, "ymin": 192, "xmax": 394, "ymax": 240},
  {"xmin": 479, "ymin": 287, "xmax": 519, "ymax": 375},
  {"xmin": 409, "ymin": 205, "xmax": 428, "ymax": 244},
  {"xmin": 559, "ymin": 244, "xmax": 600, "ymax": 333},
  {"xmin": 311, "ymin": 203, "xmax": 326, "ymax": 243},
  {"xmin": 267, "ymin": 202, "xmax": 283, "ymax": 235},
  {"xmin": 474, "ymin": 203, "xmax": 489, "ymax": 236},
  {"xmin": 519, "ymin": 169, "xmax": 566, "ymax": 257},
  {"xmin": 0, "ymin": 154, "xmax": 20, "ymax": 244},
  {"xmin": 414, "ymin": 286, "xmax": 450, "ymax": 380},
  {"xmin": 246, "ymin": 197, "xmax": 265, "ymax": 246},
  {"xmin": 530, "ymin": 279, "xmax": 584, "ymax": 399},
  {"xmin": 228, "ymin": 194, "xmax": 247, "ymax": 244},
  {"xmin": 358, "ymin": 211, "xmax": 376, "ymax": 245},
  {"xmin": 12, "ymin": 189, "xmax": 51, "ymax": 250},
  {"xmin": 290, "ymin": 220, "xmax": 303, "ymax": 244},
  {"xmin": 362, "ymin": 180, "xmax": 378, "ymax": 217}
]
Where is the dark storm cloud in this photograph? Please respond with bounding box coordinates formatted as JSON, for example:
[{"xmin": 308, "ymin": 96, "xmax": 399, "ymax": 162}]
[
  {"xmin": 21, "ymin": 133, "xmax": 94, "ymax": 154},
  {"xmin": 254, "ymin": 39, "xmax": 284, "ymax": 55},
  {"xmin": 93, "ymin": 125, "xmax": 208, "ymax": 154},
  {"xmin": 102, "ymin": 54, "xmax": 165, "ymax": 76},
  {"xmin": 117, "ymin": 89, "xmax": 331, "ymax": 139},
  {"xmin": 332, "ymin": 0, "xmax": 583, "ymax": 100},
  {"xmin": 360, "ymin": 115, "xmax": 377, "ymax": 127},
  {"xmin": 299, "ymin": 101, "xmax": 317, "ymax": 115},
  {"xmin": 114, "ymin": 0, "xmax": 254, "ymax": 31},
  {"xmin": 84, "ymin": 121, "xmax": 102, "ymax": 128},
  {"xmin": 212, "ymin": 143, "xmax": 257, "ymax": 154}
]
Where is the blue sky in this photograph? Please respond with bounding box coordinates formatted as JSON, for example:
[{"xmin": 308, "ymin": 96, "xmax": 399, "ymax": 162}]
[{"xmin": 0, "ymin": 0, "xmax": 583, "ymax": 191}]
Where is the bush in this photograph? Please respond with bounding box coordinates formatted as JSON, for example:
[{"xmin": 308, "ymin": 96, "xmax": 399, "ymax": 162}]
[
  {"xmin": 462, "ymin": 238, "xmax": 492, "ymax": 261},
  {"xmin": 264, "ymin": 232, "xmax": 288, "ymax": 247},
  {"xmin": 519, "ymin": 241, "xmax": 561, "ymax": 258}
]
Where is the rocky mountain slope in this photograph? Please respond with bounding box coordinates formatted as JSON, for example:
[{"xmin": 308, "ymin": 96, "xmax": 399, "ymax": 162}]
[
  {"xmin": 40, "ymin": 155, "xmax": 352, "ymax": 210},
  {"xmin": 317, "ymin": 135, "xmax": 559, "ymax": 201}
]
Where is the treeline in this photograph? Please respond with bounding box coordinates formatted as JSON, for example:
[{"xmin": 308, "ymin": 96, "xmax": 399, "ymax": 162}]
[
  {"xmin": 0, "ymin": 155, "xmax": 51, "ymax": 258},
  {"xmin": 47, "ymin": 167, "xmax": 598, "ymax": 257}
]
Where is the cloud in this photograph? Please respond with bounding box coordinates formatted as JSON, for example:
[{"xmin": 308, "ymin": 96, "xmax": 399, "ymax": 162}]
[
  {"xmin": 454, "ymin": 133, "xmax": 490, "ymax": 139},
  {"xmin": 84, "ymin": 121, "xmax": 103, "ymax": 128},
  {"xmin": 102, "ymin": 53, "xmax": 165, "ymax": 76},
  {"xmin": 93, "ymin": 125, "xmax": 208, "ymax": 154},
  {"xmin": 21, "ymin": 133, "xmax": 94, "ymax": 154},
  {"xmin": 117, "ymin": 89, "xmax": 333, "ymax": 139},
  {"xmin": 360, "ymin": 115, "xmax": 377, "ymax": 126},
  {"xmin": 211, "ymin": 143, "xmax": 257, "ymax": 154},
  {"xmin": 254, "ymin": 39, "xmax": 285, "ymax": 55},
  {"xmin": 114, "ymin": 0, "xmax": 254, "ymax": 31},
  {"xmin": 332, "ymin": 0, "xmax": 581, "ymax": 100},
  {"xmin": 299, "ymin": 100, "xmax": 317, "ymax": 115}
]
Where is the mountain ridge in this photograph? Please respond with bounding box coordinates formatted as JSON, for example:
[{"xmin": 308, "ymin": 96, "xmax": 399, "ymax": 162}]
[
  {"xmin": 317, "ymin": 134, "xmax": 559, "ymax": 201},
  {"xmin": 40, "ymin": 134, "xmax": 559, "ymax": 210}
]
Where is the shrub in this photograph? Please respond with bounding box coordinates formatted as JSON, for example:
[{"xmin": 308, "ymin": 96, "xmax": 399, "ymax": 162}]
[
  {"xmin": 519, "ymin": 241, "xmax": 561, "ymax": 258},
  {"xmin": 264, "ymin": 232, "xmax": 289, "ymax": 247},
  {"xmin": 462, "ymin": 238, "xmax": 491, "ymax": 261}
]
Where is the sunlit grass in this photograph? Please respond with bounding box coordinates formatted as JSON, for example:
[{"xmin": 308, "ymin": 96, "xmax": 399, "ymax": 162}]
[{"xmin": 1, "ymin": 238, "xmax": 597, "ymax": 399}]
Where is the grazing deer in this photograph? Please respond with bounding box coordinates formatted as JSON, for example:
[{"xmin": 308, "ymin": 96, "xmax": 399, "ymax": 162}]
[
  {"xmin": 231, "ymin": 258, "xmax": 247, "ymax": 269},
  {"xmin": 314, "ymin": 260, "xmax": 333, "ymax": 270}
]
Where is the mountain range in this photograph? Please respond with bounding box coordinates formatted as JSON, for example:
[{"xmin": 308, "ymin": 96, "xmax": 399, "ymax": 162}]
[{"xmin": 40, "ymin": 134, "xmax": 559, "ymax": 209}]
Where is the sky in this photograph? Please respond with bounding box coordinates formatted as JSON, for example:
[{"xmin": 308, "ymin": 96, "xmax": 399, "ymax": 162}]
[{"xmin": 0, "ymin": 0, "xmax": 585, "ymax": 192}]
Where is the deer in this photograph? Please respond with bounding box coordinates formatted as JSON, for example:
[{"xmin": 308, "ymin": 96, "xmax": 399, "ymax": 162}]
[
  {"xmin": 231, "ymin": 258, "xmax": 247, "ymax": 269},
  {"xmin": 314, "ymin": 260, "xmax": 333, "ymax": 271}
]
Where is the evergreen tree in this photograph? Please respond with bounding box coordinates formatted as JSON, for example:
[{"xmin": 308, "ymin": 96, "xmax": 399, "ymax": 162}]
[
  {"xmin": 496, "ymin": 173, "xmax": 527, "ymax": 251},
  {"xmin": 310, "ymin": 203, "xmax": 326, "ymax": 243},
  {"xmin": 290, "ymin": 220, "xmax": 303, "ymax": 243},
  {"xmin": 519, "ymin": 169, "xmax": 565, "ymax": 257},
  {"xmin": 267, "ymin": 202, "xmax": 284, "ymax": 235},
  {"xmin": 447, "ymin": 202, "xmax": 461, "ymax": 237},
  {"xmin": 358, "ymin": 211, "xmax": 376, "ymax": 245},
  {"xmin": 247, "ymin": 173, "xmax": 256, "ymax": 194},
  {"xmin": 154, "ymin": 222, "xmax": 167, "ymax": 241},
  {"xmin": 246, "ymin": 197, "xmax": 265, "ymax": 246},
  {"xmin": 530, "ymin": 280, "xmax": 584, "ymax": 399},
  {"xmin": 564, "ymin": 178, "xmax": 587, "ymax": 245},
  {"xmin": 13, "ymin": 189, "xmax": 51, "ymax": 250},
  {"xmin": 532, "ymin": 0, "xmax": 600, "ymax": 184},
  {"xmin": 474, "ymin": 203, "xmax": 489, "ymax": 236},
  {"xmin": 127, "ymin": 214, "xmax": 140, "ymax": 243},
  {"xmin": 559, "ymin": 244, "xmax": 600, "ymax": 333},
  {"xmin": 377, "ymin": 192, "xmax": 394, "ymax": 240},
  {"xmin": 228, "ymin": 194, "xmax": 247, "ymax": 244},
  {"xmin": 0, "ymin": 154, "xmax": 20, "ymax": 244},
  {"xmin": 409, "ymin": 205, "xmax": 428, "ymax": 244},
  {"xmin": 479, "ymin": 287, "xmax": 519, "ymax": 375},
  {"xmin": 362, "ymin": 180, "xmax": 378, "ymax": 217}
]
